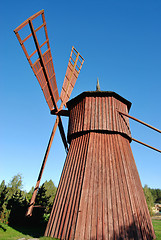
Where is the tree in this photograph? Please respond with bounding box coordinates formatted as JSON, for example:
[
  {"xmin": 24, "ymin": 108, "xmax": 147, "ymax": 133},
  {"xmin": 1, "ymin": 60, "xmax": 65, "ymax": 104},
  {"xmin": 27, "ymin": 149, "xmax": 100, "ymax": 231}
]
[
  {"xmin": 150, "ymin": 188, "xmax": 158, "ymax": 203},
  {"xmin": 35, "ymin": 184, "xmax": 50, "ymax": 211},
  {"xmin": 155, "ymin": 189, "xmax": 161, "ymax": 203},
  {"xmin": 27, "ymin": 180, "xmax": 57, "ymax": 225},
  {"xmin": 0, "ymin": 180, "xmax": 10, "ymax": 224},
  {"xmin": 43, "ymin": 180, "xmax": 57, "ymax": 209},
  {"xmin": 0, "ymin": 175, "xmax": 57, "ymax": 226},
  {"xmin": 7, "ymin": 190, "xmax": 28, "ymax": 226},
  {"xmin": 143, "ymin": 185, "xmax": 154, "ymax": 216},
  {"xmin": 147, "ymin": 188, "xmax": 161, "ymax": 204},
  {"xmin": 29, "ymin": 184, "xmax": 50, "ymax": 225},
  {"xmin": 7, "ymin": 174, "xmax": 23, "ymax": 199},
  {"xmin": 0, "ymin": 180, "xmax": 8, "ymax": 209},
  {"xmin": 26, "ymin": 186, "xmax": 34, "ymax": 201}
]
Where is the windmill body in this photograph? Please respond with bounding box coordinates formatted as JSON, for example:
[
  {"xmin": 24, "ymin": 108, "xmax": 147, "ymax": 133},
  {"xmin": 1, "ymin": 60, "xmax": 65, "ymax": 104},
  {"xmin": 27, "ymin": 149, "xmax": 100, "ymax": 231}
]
[{"xmin": 45, "ymin": 91, "xmax": 155, "ymax": 239}]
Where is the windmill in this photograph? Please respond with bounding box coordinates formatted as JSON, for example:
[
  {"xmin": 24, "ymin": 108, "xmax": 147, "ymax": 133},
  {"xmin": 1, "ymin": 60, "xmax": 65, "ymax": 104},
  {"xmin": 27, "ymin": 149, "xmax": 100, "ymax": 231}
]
[{"xmin": 14, "ymin": 10, "xmax": 160, "ymax": 240}]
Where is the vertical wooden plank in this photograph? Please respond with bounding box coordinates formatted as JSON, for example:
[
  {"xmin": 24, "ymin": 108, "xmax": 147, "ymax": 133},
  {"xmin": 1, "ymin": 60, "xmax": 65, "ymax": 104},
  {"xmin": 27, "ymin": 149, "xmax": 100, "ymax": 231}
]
[
  {"xmin": 102, "ymin": 97, "xmax": 106, "ymax": 130},
  {"xmin": 90, "ymin": 97, "xmax": 95, "ymax": 130},
  {"xmin": 102, "ymin": 133, "xmax": 108, "ymax": 240},
  {"xmin": 83, "ymin": 97, "xmax": 89, "ymax": 131},
  {"xmin": 99, "ymin": 97, "xmax": 103, "ymax": 130},
  {"xmin": 87, "ymin": 97, "xmax": 92, "ymax": 131},
  {"xmin": 97, "ymin": 133, "xmax": 103, "ymax": 239},
  {"xmin": 106, "ymin": 134, "xmax": 113, "ymax": 239},
  {"xmin": 94, "ymin": 97, "xmax": 98, "ymax": 130},
  {"xmin": 90, "ymin": 132, "xmax": 98, "ymax": 239}
]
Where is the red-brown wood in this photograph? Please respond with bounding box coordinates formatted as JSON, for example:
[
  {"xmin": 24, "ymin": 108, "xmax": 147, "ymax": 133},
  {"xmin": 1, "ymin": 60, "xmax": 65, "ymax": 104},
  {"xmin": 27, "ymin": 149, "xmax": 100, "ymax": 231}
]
[
  {"xmin": 45, "ymin": 91, "xmax": 155, "ymax": 240},
  {"xmin": 67, "ymin": 93, "xmax": 131, "ymax": 142}
]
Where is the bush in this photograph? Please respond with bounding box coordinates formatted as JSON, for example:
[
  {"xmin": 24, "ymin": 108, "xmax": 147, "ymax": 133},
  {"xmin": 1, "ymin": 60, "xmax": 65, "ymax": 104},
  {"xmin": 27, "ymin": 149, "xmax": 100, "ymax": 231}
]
[
  {"xmin": 0, "ymin": 204, "xmax": 10, "ymax": 224},
  {"xmin": 143, "ymin": 185, "xmax": 154, "ymax": 216}
]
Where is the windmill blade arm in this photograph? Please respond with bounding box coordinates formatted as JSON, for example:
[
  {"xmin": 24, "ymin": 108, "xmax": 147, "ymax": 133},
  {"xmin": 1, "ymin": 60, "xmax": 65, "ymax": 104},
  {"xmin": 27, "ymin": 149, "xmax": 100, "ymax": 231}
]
[
  {"xmin": 14, "ymin": 10, "xmax": 44, "ymax": 32},
  {"xmin": 26, "ymin": 117, "xmax": 59, "ymax": 216},
  {"xmin": 28, "ymin": 20, "xmax": 58, "ymax": 111},
  {"xmin": 26, "ymin": 116, "xmax": 68, "ymax": 217},
  {"xmin": 14, "ymin": 10, "xmax": 59, "ymax": 111},
  {"xmin": 60, "ymin": 47, "xmax": 84, "ymax": 109}
]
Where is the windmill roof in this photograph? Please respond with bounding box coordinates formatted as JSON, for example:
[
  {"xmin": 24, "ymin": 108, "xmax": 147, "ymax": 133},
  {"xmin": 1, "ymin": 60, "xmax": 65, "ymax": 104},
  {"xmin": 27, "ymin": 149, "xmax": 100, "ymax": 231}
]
[{"xmin": 67, "ymin": 91, "xmax": 132, "ymax": 111}]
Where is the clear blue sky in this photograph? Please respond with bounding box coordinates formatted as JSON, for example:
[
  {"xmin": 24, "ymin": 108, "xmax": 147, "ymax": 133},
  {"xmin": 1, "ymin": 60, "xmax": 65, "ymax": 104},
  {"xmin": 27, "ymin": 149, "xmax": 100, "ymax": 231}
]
[{"xmin": 1, "ymin": 0, "xmax": 161, "ymax": 192}]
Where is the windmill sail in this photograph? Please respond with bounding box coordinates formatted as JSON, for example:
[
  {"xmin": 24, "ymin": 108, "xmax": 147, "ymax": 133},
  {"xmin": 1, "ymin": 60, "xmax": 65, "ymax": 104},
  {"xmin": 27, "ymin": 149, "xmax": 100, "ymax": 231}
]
[
  {"xmin": 14, "ymin": 10, "xmax": 59, "ymax": 111},
  {"xmin": 60, "ymin": 47, "xmax": 84, "ymax": 108}
]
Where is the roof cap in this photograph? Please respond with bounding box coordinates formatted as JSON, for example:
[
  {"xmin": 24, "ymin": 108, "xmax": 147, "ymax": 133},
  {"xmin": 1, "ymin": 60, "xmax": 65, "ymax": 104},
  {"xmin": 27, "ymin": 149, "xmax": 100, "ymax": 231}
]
[{"xmin": 67, "ymin": 91, "xmax": 132, "ymax": 111}]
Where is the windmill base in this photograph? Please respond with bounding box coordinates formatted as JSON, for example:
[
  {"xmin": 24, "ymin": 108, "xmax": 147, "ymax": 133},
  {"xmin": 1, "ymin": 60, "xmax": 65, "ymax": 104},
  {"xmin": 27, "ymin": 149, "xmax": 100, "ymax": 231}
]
[{"xmin": 45, "ymin": 132, "xmax": 155, "ymax": 240}]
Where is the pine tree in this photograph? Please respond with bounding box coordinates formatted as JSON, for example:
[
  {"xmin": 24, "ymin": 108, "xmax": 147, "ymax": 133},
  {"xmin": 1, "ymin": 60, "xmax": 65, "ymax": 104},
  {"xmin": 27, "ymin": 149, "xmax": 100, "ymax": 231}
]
[
  {"xmin": 0, "ymin": 180, "xmax": 8, "ymax": 210},
  {"xmin": 7, "ymin": 190, "xmax": 28, "ymax": 226},
  {"xmin": 0, "ymin": 180, "xmax": 10, "ymax": 224},
  {"xmin": 43, "ymin": 180, "xmax": 57, "ymax": 210}
]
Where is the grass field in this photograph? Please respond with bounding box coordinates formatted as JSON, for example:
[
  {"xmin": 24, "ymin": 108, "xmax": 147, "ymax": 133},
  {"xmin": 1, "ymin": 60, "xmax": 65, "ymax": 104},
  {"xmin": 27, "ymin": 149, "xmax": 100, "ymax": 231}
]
[
  {"xmin": 152, "ymin": 219, "xmax": 161, "ymax": 240},
  {"xmin": 0, "ymin": 222, "xmax": 56, "ymax": 240},
  {"xmin": 0, "ymin": 220, "xmax": 161, "ymax": 239}
]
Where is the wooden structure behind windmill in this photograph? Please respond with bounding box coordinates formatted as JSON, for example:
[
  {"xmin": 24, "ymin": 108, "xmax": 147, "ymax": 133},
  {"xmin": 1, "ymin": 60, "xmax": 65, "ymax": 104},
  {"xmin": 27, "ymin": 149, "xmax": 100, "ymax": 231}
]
[{"xmin": 14, "ymin": 10, "xmax": 161, "ymax": 239}]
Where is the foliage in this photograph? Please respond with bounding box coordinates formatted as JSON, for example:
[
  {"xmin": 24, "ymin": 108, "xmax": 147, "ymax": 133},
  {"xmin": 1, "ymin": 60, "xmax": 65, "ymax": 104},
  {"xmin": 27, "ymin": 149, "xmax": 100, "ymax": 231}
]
[
  {"xmin": 0, "ymin": 181, "xmax": 8, "ymax": 204},
  {"xmin": 30, "ymin": 180, "xmax": 57, "ymax": 225},
  {"xmin": 7, "ymin": 174, "xmax": 23, "ymax": 199},
  {"xmin": 0, "ymin": 204, "xmax": 10, "ymax": 225},
  {"xmin": 26, "ymin": 186, "xmax": 34, "ymax": 201},
  {"xmin": 143, "ymin": 185, "xmax": 161, "ymax": 215},
  {"xmin": 150, "ymin": 188, "xmax": 161, "ymax": 204},
  {"xmin": 43, "ymin": 213, "xmax": 50, "ymax": 223},
  {"xmin": 0, "ymin": 180, "xmax": 10, "ymax": 224},
  {"xmin": 35, "ymin": 184, "xmax": 50, "ymax": 209},
  {"xmin": 0, "ymin": 175, "xmax": 28, "ymax": 225},
  {"xmin": 143, "ymin": 185, "xmax": 154, "ymax": 216},
  {"xmin": 7, "ymin": 190, "xmax": 28, "ymax": 226},
  {"xmin": 0, "ymin": 181, "xmax": 8, "ymax": 208},
  {"xmin": 0, "ymin": 175, "xmax": 57, "ymax": 227},
  {"xmin": 8, "ymin": 174, "xmax": 23, "ymax": 189},
  {"xmin": 42, "ymin": 180, "xmax": 57, "ymax": 211},
  {"xmin": 29, "ymin": 184, "xmax": 51, "ymax": 225}
]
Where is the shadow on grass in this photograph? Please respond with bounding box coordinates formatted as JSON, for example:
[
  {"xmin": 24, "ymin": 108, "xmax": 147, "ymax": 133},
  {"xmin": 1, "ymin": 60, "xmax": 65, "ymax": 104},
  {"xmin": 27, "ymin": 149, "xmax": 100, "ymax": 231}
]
[
  {"xmin": 8, "ymin": 206, "xmax": 48, "ymax": 237},
  {"xmin": 9, "ymin": 223, "xmax": 47, "ymax": 238}
]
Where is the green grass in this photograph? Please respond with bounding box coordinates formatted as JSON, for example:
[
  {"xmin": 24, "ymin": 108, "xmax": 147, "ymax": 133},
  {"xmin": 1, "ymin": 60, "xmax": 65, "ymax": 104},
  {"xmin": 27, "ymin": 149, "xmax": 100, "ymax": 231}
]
[
  {"xmin": 0, "ymin": 222, "xmax": 56, "ymax": 240},
  {"xmin": 0, "ymin": 222, "xmax": 32, "ymax": 240},
  {"xmin": 0, "ymin": 220, "xmax": 161, "ymax": 239},
  {"xmin": 152, "ymin": 219, "xmax": 161, "ymax": 240}
]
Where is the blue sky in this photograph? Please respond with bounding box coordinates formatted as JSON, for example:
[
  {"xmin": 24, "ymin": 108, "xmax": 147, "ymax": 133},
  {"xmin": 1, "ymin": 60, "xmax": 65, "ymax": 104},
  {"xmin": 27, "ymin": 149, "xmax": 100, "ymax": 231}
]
[{"xmin": 1, "ymin": 0, "xmax": 161, "ymax": 191}]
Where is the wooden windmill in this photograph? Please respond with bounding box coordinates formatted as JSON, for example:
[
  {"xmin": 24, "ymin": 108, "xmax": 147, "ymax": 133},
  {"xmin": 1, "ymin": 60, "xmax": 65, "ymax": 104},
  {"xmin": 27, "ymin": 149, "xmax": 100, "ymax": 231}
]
[{"xmin": 14, "ymin": 10, "xmax": 160, "ymax": 240}]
